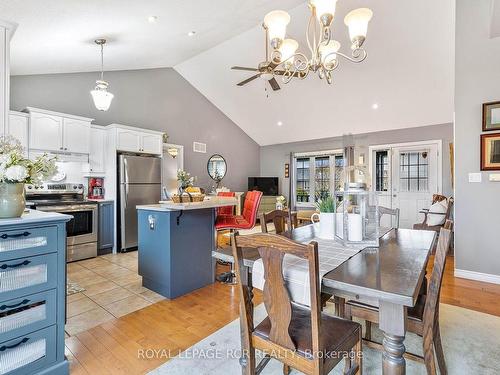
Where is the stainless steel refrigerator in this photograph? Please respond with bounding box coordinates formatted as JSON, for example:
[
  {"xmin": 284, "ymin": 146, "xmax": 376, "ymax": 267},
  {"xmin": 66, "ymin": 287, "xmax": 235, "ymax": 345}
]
[{"xmin": 118, "ymin": 154, "xmax": 161, "ymax": 252}]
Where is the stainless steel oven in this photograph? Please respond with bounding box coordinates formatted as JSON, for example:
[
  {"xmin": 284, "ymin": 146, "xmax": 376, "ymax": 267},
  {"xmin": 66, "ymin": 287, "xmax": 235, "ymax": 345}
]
[{"xmin": 36, "ymin": 203, "xmax": 98, "ymax": 262}]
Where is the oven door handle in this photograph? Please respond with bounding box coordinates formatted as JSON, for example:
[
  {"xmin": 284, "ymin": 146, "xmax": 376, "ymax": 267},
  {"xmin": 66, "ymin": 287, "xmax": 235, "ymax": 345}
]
[{"xmin": 37, "ymin": 205, "xmax": 98, "ymax": 212}]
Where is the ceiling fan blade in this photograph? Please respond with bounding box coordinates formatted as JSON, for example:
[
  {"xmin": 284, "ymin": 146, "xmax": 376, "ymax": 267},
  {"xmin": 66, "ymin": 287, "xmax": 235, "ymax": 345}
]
[
  {"xmin": 268, "ymin": 77, "xmax": 281, "ymax": 91},
  {"xmin": 237, "ymin": 74, "xmax": 261, "ymax": 86},
  {"xmin": 231, "ymin": 66, "xmax": 259, "ymax": 72},
  {"xmin": 274, "ymin": 70, "xmax": 303, "ymax": 78}
]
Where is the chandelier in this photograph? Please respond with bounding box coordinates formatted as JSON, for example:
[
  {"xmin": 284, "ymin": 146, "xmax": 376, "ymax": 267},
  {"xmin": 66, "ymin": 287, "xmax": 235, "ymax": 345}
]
[
  {"xmin": 260, "ymin": 1, "xmax": 373, "ymax": 85},
  {"xmin": 90, "ymin": 39, "xmax": 114, "ymax": 111}
]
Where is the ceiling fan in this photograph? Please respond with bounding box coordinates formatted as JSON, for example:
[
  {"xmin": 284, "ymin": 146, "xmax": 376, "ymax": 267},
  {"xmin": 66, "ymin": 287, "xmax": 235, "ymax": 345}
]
[{"xmin": 231, "ymin": 61, "xmax": 282, "ymax": 91}]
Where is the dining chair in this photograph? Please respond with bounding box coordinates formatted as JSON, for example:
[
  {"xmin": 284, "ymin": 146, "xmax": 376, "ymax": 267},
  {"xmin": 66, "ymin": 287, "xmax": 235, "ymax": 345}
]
[
  {"xmin": 214, "ymin": 190, "xmax": 263, "ymax": 284},
  {"xmin": 260, "ymin": 209, "xmax": 298, "ymax": 234},
  {"xmin": 344, "ymin": 220, "xmax": 453, "ymax": 375},
  {"xmin": 377, "ymin": 206, "xmax": 400, "ymax": 229},
  {"xmin": 217, "ymin": 191, "xmax": 236, "ymax": 217},
  {"xmin": 232, "ymin": 232, "xmax": 363, "ymax": 375}
]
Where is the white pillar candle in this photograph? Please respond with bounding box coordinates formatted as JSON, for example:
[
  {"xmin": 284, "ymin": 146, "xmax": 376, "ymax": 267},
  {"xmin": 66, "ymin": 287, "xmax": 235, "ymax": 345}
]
[{"xmin": 348, "ymin": 213, "xmax": 363, "ymax": 242}]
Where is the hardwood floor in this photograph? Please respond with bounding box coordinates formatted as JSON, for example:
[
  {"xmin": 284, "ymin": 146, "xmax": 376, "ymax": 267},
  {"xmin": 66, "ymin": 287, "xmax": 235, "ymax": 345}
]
[{"xmin": 66, "ymin": 257, "xmax": 500, "ymax": 374}]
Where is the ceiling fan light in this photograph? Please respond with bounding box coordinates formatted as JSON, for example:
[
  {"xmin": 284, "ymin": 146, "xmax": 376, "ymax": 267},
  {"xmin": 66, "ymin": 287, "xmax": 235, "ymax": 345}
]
[
  {"xmin": 264, "ymin": 10, "xmax": 290, "ymax": 47},
  {"xmin": 310, "ymin": 0, "xmax": 337, "ymax": 26},
  {"xmin": 344, "ymin": 8, "xmax": 373, "ymax": 47},
  {"xmin": 90, "ymin": 80, "xmax": 114, "ymax": 111},
  {"xmin": 279, "ymin": 38, "xmax": 299, "ymax": 66},
  {"xmin": 319, "ymin": 40, "xmax": 341, "ymax": 65}
]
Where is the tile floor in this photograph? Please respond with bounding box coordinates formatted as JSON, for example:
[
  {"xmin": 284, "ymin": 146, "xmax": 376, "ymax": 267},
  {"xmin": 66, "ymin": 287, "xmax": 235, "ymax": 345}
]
[{"xmin": 65, "ymin": 251, "xmax": 165, "ymax": 336}]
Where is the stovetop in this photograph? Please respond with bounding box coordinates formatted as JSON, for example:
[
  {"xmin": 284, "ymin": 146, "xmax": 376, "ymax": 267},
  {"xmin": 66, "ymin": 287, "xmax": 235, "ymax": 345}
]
[{"xmin": 26, "ymin": 182, "xmax": 93, "ymax": 207}]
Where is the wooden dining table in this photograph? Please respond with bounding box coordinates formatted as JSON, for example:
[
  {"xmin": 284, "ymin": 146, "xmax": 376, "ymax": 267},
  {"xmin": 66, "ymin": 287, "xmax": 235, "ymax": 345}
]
[{"xmin": 224, "ymin": 223, "xmax": 436, "ymax": 375}]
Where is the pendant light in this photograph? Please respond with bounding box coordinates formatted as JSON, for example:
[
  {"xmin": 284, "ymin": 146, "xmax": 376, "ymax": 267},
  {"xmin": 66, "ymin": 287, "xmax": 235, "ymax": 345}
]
[{"xmin": 90, "ymin": 39, "xmax": 114, "ymax": 111}]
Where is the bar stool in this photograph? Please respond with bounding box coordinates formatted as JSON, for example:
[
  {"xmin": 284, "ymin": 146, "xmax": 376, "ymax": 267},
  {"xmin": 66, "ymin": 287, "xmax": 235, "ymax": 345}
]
[{"xmin": 214, "ymin": 190, "xmax": 263, "ymax": 284}]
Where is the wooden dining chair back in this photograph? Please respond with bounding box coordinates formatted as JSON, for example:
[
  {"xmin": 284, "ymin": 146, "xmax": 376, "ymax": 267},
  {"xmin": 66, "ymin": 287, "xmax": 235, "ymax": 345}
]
[
  {"xmin": 232, "ymin": 232, "xmax": 362, "ymax": 375},
  {"xmin": 377, "ymin": 206, "xmax": 400, "ymax": 228},
  {"xmin": 260, "ymin": 210, "xmax": 297, "ymax": 235}
]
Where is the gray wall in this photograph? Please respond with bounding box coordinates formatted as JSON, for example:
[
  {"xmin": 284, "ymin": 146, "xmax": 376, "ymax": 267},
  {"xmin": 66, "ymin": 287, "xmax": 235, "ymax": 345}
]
[
  {"xmin": 260, "ymin": 123, "xmax": 453, "ymax": 199},
  {"xmin": 454, "ymin": 0, "xmax": 500, "ymax": 277},
  {"xmin": 10, "ymin": 68, "xmax": 260, "ymax": 192}
]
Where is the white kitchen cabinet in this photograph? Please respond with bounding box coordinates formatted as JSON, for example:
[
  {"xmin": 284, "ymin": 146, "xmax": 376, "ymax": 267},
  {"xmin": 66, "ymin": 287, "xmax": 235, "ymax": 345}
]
[
  {"xmin": 26, "ymin": 108, "xmax": 93, "ymax": 154},
  {"xmin": 29, "ymin": 112, "xmax": 63, "ymax": 152},
  {"xmin": 115, "ymin": 127, "xmax": 162, "ymax": 154},
  {"xmin": 116, "ymin": 128, "xmax": 142, "ymax": 152},
  {"xmin": 141, "ymin": 133, "xmax": 162, "ymax": 154},
  {"xmin": 89, "ymin": 126, "xmax": 106, "ymax": 174},
  {"xmin": 63, "ymin": 118, "xmax": 90, "ymax": 154},
  {"xmin": 7, "ymin": 112, "xmax": 29, "ymax": 150}
]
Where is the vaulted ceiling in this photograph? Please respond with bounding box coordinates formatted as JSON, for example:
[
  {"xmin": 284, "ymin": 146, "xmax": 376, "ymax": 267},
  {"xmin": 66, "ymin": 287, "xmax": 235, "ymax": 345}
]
[{"xmin": 2, "ymin": 0, "xmax": 455, "ymax": 146}]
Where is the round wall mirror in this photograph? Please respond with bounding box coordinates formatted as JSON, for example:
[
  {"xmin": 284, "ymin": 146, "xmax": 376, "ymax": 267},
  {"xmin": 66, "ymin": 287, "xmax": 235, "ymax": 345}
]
[{"xmin": 207, "ymin": 154, "xmax": 227, "ymax": 182}]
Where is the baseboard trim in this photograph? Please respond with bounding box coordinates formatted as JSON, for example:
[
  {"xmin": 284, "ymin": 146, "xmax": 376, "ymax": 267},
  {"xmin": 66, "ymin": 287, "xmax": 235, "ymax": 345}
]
[{"xmin": 454, "ymin": 269, "xmax": 500, "ymax": 285}]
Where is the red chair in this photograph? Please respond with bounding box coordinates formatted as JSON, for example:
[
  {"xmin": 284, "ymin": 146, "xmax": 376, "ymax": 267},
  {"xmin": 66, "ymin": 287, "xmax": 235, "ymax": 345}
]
[
  {"xmin": 216, "ymin": 191, "xmax": 236, "ymax": 217},
  {"xmin": 215, "ymin": 190, "xmax": 263, "ymax": 283}
]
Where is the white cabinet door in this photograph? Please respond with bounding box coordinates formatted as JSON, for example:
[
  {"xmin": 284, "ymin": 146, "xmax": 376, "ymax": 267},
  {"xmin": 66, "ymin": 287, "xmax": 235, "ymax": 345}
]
[
  {"xmin": 141, "ymin": 134, "xmax": 162, "ymax": 155},
  {"xmin": 89, "ymin": 127, "xmax": 106, "ymax": 173},
  {"xmin": 116, "ymin": 129, "xmax": 141, "ymax": 152},
  {"xmin": 63, "ymin": 118, "xmax": 90, "ymax": 153},
  {"xmin": 7, "ymin": 113, "xmax": 29, "ymax": 150},
  {"xmin": 29, "ymin": 113, "xmax": 63, "ymax": 151}
]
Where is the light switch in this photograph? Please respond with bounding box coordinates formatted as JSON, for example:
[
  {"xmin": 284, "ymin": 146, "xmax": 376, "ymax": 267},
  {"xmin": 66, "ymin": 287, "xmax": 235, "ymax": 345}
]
[
  {"xmin": 489, "ymin": 174, "xmax": 500, "ymax": 182},
  {"xmin": 468, "ymin": 173, "xmax": 482, "ymax": 183}
]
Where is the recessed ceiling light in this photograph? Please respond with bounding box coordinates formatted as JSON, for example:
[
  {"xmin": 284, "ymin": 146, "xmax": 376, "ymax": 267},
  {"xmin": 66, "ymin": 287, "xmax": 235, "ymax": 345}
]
[
  {"xmin": 147, "ymin": 16, "xmax": 158, "ymax": 23},
  {"xmin": 372, "ymin": 103, "xmax": 379, "ymax": 109},
  {"xmin": 277, "ymin": 121, "xmax": 283, "ymax": 126},
  {"xmin": 187, "ymin": 31, "xmax": 196, "ymax": 37}
]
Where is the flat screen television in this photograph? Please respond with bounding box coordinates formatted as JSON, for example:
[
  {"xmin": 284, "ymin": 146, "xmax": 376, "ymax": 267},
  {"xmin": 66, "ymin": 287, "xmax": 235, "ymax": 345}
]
[{"xmin": 248, "ymin": 177, "xmax": 279, "ymax": 196}]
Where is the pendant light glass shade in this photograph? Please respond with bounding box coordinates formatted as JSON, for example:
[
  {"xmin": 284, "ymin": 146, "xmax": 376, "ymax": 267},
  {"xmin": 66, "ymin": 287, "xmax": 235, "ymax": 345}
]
[
  {"xmin": 344, "ymin": 8, "xmax": 373, "ymax": 43},
  {"xmin": 263, "ymin": 10, "xmax": 290, "ymax": 42},
  {"xmin": 310, "ymin": 0, "xmax": 337, "ymax": 25},
  {"xmin": 91, "ymin": 80, "xmax": 114, "ymax": 111},
  {"xmin": 319, "ymin": 40, "xmax": 341, "ymax": 65},
  {"xmin": 279, "ymin": 38, "xmax": 299, "ymax": 65}
]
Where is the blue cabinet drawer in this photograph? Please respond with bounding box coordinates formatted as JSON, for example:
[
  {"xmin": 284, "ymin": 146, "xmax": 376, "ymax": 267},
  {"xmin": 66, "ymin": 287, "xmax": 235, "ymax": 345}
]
[
  {"xmin": 0, "ymin": 325, "xmax": 56, "ymax": 375},
  {"xmin": 0, "ymin": 290, "xmax": 56, "ymax": 343},
  {"xmin": 0, "ymin": 227, "xmax": 58, "ymax": 262},
  {"xmin": 0, "ymin": 254, "xmax": 57, "ymax": 303}
]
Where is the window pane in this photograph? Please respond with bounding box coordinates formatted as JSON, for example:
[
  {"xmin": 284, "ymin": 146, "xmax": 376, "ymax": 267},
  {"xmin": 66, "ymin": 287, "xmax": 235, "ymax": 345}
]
[
  {"xmin": 399, "ymin": 151, "xmax": 430, "ymax": 192},
  {"xmin": 375, "ymin": 151, "xmax": 389, "ymax": 192},
  {"xmin": 315, "ymin": 156, "xmax": 330, "ymax": 202},
  {"xmin": 296, "ymin": 158, "xmax": 311, "ymax": 202}
]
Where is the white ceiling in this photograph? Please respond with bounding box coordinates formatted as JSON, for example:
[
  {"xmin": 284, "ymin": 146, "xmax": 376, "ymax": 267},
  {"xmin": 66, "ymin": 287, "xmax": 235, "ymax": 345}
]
[
  {"xmin": 1, "ymin": 0, "xmax": 304, "ymax": 75},
  {"xmin": 175, "ymin": 0, "xmax": 455, "ymax": 145}
]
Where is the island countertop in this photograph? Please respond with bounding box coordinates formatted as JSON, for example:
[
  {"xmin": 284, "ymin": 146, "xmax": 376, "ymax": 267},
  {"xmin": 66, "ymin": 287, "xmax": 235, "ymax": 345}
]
[
  {"xmin": 137, "ymin": 197, "xmax": 238, "ymax": 211},
  {"xmin": 0, "ymin": 209, "xmax": 72, "ymax": 226}
]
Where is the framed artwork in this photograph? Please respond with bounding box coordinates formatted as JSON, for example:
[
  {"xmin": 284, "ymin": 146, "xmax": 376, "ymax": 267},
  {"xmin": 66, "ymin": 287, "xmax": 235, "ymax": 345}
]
[
  {"xmin": 482, "ymin": 101, "xmax": 500, "ymax": 131},
  {"xmin": 480, "ymin": 133, "xmax": 500, "ymax": 170}
]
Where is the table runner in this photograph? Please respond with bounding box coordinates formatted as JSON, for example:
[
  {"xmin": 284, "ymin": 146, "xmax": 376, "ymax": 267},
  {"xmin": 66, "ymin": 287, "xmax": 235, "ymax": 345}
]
[{"xmin": 251, "ymin": 237, "xmax": 366, "ymax": 306}]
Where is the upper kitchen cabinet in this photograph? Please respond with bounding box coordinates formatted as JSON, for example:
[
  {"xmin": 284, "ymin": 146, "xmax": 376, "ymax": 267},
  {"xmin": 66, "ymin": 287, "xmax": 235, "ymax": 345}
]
[
  {"xmin": 89, "ymin": 125, "xmax": 106, "ymax": 174},
  {"xmin": 7, "ymin": 111, "xmax": 29, "ymax": 150},
  {"xmin": 108, "ymin": 124, "xmax": 163, "ymax": 155},
  {"xmin": 25, "ymin": 107, "xmax": 93, "ymax": 154}
]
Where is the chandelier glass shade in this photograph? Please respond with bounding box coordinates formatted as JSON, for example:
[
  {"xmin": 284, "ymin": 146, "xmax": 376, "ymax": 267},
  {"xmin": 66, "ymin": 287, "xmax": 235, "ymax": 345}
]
[
  {"xmin": 262, "ymin": 1, "xmax": 373, "ymax": 85},
  {"xmin": 90, "ymin": 39, "xmax": 114, "ymax": 111}
]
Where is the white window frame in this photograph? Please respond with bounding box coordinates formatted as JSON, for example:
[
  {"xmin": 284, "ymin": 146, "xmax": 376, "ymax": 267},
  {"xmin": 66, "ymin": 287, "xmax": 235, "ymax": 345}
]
[{"xmin": 292, "ymin": 149, "xmax": 343, "ymax": 208}]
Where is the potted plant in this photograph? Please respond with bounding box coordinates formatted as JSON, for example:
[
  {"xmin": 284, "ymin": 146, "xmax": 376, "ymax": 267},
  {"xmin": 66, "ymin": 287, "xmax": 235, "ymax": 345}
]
[
  {"xmin": 311, "ymin": 195, "xmax": 336, "ymax": 239},
  {"xmin": 0, "ymin": 136, "xmax": 57, "ymax": 218},
  {"xmin": 276, "ymin": 195, "xmax": 286, "ymax": 210},
  {"xmin": 176, "ymin": 169, "xmax": 195, "ymax": 195}
]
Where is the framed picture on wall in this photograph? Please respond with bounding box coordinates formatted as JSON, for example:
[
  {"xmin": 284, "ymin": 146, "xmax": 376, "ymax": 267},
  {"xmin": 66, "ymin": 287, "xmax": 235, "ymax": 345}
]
[
  {"xmin": 481, "ymin": 133, "xmax": 500, "ymax": 170},
  {"xmin": 482, "ymin": 101, "xmax": 500, "ymax": 131}
]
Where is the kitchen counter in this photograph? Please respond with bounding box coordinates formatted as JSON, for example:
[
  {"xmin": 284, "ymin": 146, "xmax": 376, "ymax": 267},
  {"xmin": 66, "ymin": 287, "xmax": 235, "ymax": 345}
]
[
  {"xmin": 0, "ymin": 209, "xmax": 72, "ymax": 226},
  {"xmin": 138, "ymin": 196, "xmax": 237, "ymax": 211},
  {"xmin": 136, "ymin": 198, "xmax": 236, "ymax": 299}
]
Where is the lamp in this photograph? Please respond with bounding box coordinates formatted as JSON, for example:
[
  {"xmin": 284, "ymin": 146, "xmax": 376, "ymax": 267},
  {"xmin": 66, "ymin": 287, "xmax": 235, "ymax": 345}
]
[
  {"xmin": 90, "ymin": 39, "xmax": 114, "ymax": 111},
  {"xmin": 310, "ymin": 0, "xmax": 338, "ymax": 27},
  {"xmin": 279, "ymin": 38, "xmax": 299, "ymax": 66},
  {"xmin": 344, "ymin": 8, "xmax": 373, "ymax": 48},
  {"xmin": 167, "ymin": 147, "xmax": 178, "ymax": 158},
  {"xmin": 263, "ymin": 10, "xmax": 290, "ymax": 48},
  {"xmin": 319, "ymin": 40, "xmax": 341, "ymax": 66}
]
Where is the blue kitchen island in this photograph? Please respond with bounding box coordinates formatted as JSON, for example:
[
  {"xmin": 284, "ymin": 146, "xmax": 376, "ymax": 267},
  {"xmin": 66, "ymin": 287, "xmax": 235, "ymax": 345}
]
[{"xmin": 137, "ymin": 197, "xmax": 237, "ymax": 299}]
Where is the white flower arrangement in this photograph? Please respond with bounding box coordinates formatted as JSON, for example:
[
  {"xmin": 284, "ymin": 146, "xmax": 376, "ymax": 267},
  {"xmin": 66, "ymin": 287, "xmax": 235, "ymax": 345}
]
[
  {"xmin": 177, "ymin": 169, "xmax": 195, "ymax": 189},
  {"xmin": 0, "ymin": 136, "xmax": 58, "ymax": 184}
]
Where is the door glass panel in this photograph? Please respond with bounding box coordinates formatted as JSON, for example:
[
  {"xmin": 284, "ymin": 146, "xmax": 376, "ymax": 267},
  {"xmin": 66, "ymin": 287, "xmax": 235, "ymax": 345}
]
[
  {"xmin": 375, "ymin": 151, "xmax": 389, "ymax": 192},
  {"xmin": 66, "ymin": 211, "xmax": 93, "ymax": 236},
  {"xmin": 0, "ymin": 237, "xmax": 47, "ymax": 253},
  {"xmin": 296, "ymin": 158, "xmax": 310, "ymax": 202},
  {"xmin": 399, "ymin": 151, "xmax": 429, "ymax": 192},
  {"xmin": 314, "ymin": 156, "xmax": 330, "ymax": 202},
  {"xmin": 0, "ymin": 303, "xmax": 46, "ymax": 334},
  {"xmin": 0, "ymin": 264, "xmax": 48, "ymax": 293},
  {"xmin": 0, "ymin": 338, "xmax": 46, "ymax": 374}
]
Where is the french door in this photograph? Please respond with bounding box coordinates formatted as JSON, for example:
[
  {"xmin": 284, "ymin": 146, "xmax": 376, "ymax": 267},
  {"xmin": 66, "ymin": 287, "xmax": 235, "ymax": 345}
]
[{"xmin": 372, "ymin": 142, "xmax": 440, "ymax": 229}]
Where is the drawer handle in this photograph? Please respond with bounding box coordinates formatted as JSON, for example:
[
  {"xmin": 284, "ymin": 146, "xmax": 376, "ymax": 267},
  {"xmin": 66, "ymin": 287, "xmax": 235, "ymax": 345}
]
[
  {"xmin": 0, "ymin": 231, "xmax": 31, "ymax": 239},
  {"xmin": 0, "ymin": 337, "xmax": 29, "ymax": 352},
  {"xmin": 0, "ymin": 299, "xmax": 30, "ymax": 310},
  {"xmin": 0, "ymin": 260, "xmax": 31, "ymax": 269}
]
